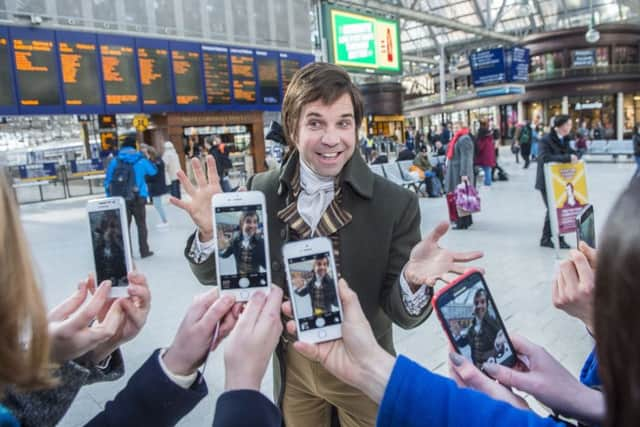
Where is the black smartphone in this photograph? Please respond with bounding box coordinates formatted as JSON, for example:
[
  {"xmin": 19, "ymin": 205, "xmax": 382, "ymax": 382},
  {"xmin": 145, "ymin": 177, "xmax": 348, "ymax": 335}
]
[
  {"xmin": 433, "ymin": 270, "xmax": 517, "ymax": 369},
  {"xmin": 576, "ymin": 204, "xmax": 595, "ymax": 249}
]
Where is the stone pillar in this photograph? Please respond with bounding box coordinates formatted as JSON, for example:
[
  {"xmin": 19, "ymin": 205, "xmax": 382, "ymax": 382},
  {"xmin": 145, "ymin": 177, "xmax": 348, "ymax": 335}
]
[
  {"xmin": 616, "ymin": 92, "xmax": 624, "ymax": 141},
  {"xmin": 561, "ymin": 96, "xmax": 569, "ymax": 114},
  {"xmin": 517, "ymin": 101, "xmax": 524, "ymax": 123},
  {"xmin": 439, "ymin": 44, "xmax": 446, "ymax": 105}
]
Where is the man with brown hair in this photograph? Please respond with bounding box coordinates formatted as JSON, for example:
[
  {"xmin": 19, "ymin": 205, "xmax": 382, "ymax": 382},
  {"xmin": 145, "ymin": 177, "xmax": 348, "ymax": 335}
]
[{"xmin": 171, "ymin": 62, "xmax": 481, "ymax": 426}]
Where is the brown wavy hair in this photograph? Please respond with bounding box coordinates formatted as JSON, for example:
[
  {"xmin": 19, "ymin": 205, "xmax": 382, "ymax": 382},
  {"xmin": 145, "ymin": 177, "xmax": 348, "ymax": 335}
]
[
  {"xmin": 595, "ymin": 177, "xmax": 640, "ymax": 427},
  {"xmin": 0, "ymin": 170, "xmax": 52, "ymax": 391},
  {"xmin": 281, "ymin": 62, "xmax": 364, "ymax": 152}
]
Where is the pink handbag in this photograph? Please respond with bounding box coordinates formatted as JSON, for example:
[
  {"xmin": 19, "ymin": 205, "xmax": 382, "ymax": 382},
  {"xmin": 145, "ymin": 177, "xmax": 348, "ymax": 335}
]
[{"xmin": 455, "ymin": 182, "xmax": 481, "ymax": 215}]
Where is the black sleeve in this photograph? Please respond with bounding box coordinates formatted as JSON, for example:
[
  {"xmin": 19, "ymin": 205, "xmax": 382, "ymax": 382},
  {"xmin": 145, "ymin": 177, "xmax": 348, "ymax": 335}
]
[
  {"xmin": 212, "ymin": 390, "xmax": 282, "ymax": 427},
  {"xmin": 84, "ymin": 350, "xmax": 207, "ymax": 427}
]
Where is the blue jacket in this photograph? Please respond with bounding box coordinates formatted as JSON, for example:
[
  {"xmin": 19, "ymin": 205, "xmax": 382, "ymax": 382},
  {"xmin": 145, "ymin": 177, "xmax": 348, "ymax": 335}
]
[
  {"xmin": 104, "ymin": 148, "xmax": 157, "ymax": 198},
  {"xmin": 377, "ymin": 355, "xmax": 564, "ymax": 427},
  {"xmin": 580, "ymin": 347, "xmax": 600, "ymax": 389}
]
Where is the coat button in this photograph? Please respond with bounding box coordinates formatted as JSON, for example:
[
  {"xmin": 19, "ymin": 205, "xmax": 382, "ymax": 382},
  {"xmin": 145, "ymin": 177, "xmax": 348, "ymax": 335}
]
[
  {"xmin": 272, "ymin": 261, "xmax": 281, "ymax": 271},
  {"xmin": 280, "ymin": 229, "xmax": 287, "ymax": 239}
]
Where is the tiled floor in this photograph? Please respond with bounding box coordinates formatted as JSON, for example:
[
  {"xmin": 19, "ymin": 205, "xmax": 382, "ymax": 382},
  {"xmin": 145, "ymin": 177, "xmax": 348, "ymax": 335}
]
[{"xmin": 19, "ymin": 150, "xmax": 636, "ymax": 426}]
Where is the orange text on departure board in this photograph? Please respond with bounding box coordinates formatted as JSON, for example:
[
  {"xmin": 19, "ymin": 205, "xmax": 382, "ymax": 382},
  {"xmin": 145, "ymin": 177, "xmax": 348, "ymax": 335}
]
[
  {"xmin": 172, "ymin": 51, "xmax": 198, "ymax": 75},
  {"xmin": 138, "ymin": 48, "xmax": 167, "ymax": 85},
  {"xmin": 258, "ymin": 62, "xmax": 277, "ymax": 82},
  {"xmin": 231, "ymin": 55, "xmax": 254, "ymax": 77},
  {"xmin": 13, "ymin": 40, "xmax": 53, "ymax": 72},
  {"xmin": 59, "ymin": 43, "xmax": 95, "ymax": 85}
]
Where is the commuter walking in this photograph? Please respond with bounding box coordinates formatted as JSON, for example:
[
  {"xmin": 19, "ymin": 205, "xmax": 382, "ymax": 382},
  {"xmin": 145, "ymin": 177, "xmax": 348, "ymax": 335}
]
[
  {"xmin": 445, "ymin": 121, "xmax": 475, "ymax": 229},
  {"xmin": 516, "ymin": 121, "xmax": 533, "ymax": 168},
  {"xmin": 474, "ymin": 120, "xmax": 496, "ymax": 187},
  {"xmin": 104, "ymin": 136, "xmax": 157, "ymax": 258},
  {"xmin": 163, "ymin": 140, "xmax": 181, "ymax": 199},
  {"xmin": 144, "ymin": 146, "xmax": 169, "ymax": 228},
  {"xmin": 535, "ymin": 115, "xmax": 577, "ymax": 249}
]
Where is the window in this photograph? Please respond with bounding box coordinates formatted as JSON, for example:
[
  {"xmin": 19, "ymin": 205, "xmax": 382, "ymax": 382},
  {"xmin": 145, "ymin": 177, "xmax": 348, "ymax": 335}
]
[
  {"xmin": 614, "ymin": 46, "xmax": 638, "ymax": 65},
  {"xmin": 544, "ymin": 52, "xmax": 563, "ymax": 73},
  {"xmin": 595, "ymin": 47, "xmax": 609, "ymax": 66},
  {"xmin": 530, "ymin": 54, "xmax": 545, "ymax": 74}
]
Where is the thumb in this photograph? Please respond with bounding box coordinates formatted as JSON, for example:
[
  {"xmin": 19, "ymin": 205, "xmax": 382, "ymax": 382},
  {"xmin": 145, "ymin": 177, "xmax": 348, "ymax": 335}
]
[
  {"xmin": 509, "ymin": 333, "xmax": 538, "ymax": 357},
  {"xmin": 337, "ymin": 279, "xmax": 365, "ymax": 323},
  {"xmin": 48, "ymin": 281, "xmax": 89, "ymax": 321},
  {"xmin": 578, "ymin": 241, "xmax": 597, "ymax": 270},
  {"xmin": 292, "ymin": 341, "xmax": 321, "ymax": 362}
]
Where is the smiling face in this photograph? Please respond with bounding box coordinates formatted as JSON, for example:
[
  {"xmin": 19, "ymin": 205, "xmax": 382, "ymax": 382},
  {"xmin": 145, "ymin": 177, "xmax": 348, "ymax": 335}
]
[
  {"xmin": 314, "ymin": 257, "xmax": 329, "ymax": 279},
  {"xmin": 240, "ymin": 213, "xmax": 258, "ymax": 237},
  {"xmin": 295, "ymin": 92, "xmax": 356, "ymax": 177},
  {"xmin": 474, "ymin": 291, "xmax": 487, "ymax": 319}
]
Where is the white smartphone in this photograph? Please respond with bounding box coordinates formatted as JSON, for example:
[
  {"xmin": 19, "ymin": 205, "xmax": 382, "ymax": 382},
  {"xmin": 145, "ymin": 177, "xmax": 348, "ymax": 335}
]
[
  {"xmin": 87, "ymin": 197, "xmax": 133, "ymax": 298},
  {"xmin": 283, "ymin": 237, "xmax": 343, "ymax": 344},
  {"xmin": 212, "ymin": 191, "xmax": 271, "ymax": 302}
]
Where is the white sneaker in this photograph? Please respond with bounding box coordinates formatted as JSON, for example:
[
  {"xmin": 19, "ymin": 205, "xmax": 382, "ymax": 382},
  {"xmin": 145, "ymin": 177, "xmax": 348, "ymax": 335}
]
[{"xmin": 157, "ymin": 222, "xmax": 169, "ymax": 228}]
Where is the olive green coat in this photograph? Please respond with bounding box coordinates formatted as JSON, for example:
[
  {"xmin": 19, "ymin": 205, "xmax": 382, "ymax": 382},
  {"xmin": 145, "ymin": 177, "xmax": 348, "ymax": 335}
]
[{"xmin": 184, "ymin": 151, "xmax": 432, "ymax": 404}]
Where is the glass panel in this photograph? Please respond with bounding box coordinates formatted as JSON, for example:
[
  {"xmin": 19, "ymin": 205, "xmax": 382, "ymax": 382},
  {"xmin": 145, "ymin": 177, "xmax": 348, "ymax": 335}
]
[
  {"xmin": 273, "ymin": 0, "xmax": 289, "ymax": 47},
  {"xmin": 93, "ymin": 0, "xmax": 117, "ymax": 27},
  {"xmin": 124, "ymin": 1, "xmax": 148, "ymax": 32},
  {"xmin": 254, "ymin": 0, "xmax": 270, "ymax": 44},
  {"xmin": 182, "ymin": 0, "xmax": 203, "ymax": 38},
  {"xmin": 544, "ymin": 51, "xmax": 563, "ymax": 73},
  {"xmin": 206, "ymin": 0, "xmax": 226, "ymax": 38},
  {"xmin": 232, "ymin": 0, "xmax": 249, "ymax": 42},
  {"xmin": 293, "ymin": 0, "xmax": 311, "ymax": 49},
  {"xmin": 530, "ymin": 54, "xmax": 545, "ymax": 74},
  {"xmin": 56, "ymin": 0, "xmax": 83, "ymax": 26},
  {"xmin": 595, "ymin": 47, "xmax": 608, "ymax": 66},
  {"xmin": 614, "ymin": 46, "xmax": 638, "ymax": 64},
  {"xmin": 17, "ymin": 0, "xmax": 46, "ymax": 14}
]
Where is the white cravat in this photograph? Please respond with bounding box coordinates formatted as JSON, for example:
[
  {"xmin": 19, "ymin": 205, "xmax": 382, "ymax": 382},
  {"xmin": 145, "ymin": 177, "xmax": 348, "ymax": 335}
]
[
  {"xmin": 298, "ymin": 160, "xmax": 335, "ymax": 233},
  {"xmin": 241, "ymin": 232, "xmax": 251, "ymax": 249}
]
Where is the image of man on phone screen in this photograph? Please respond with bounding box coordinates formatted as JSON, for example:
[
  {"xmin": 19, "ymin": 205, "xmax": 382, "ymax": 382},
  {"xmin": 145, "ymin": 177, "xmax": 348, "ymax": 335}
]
[
  {"xmin": 218, "ymin": 210, "xmax": 266, "ymax": 276},
  {"xmin": 294, "ymin": 254, "xmax": 338, "ymax": 316},
  {"xmin": 454, "ymin": 288, "xmax": 500, "ymax": 368}
]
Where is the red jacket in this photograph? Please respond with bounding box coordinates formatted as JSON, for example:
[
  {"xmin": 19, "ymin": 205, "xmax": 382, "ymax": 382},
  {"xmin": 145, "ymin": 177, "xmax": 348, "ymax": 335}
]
[{"xmin": 474, "ymin": 135, "xmax": 496, "ymax": 167}]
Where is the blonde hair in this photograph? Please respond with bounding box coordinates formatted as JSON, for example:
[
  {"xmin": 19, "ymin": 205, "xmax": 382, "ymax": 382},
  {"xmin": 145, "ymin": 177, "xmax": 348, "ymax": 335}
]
[{"xmin": 0, "ymin": 170, "xmax": 52, "ymax": 390}]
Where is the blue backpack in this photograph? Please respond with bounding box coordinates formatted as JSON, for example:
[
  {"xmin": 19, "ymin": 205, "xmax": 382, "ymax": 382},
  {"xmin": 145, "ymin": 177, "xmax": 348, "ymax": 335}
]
[{"xmin": 109, "ymin": 158, "xmax": 140, "ymax": 201}]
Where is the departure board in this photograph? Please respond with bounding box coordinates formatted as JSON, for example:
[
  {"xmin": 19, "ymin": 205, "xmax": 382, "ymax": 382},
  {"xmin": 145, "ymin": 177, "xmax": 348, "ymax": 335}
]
[
  {"xmin": 257, "ymin": 54, "xmax": 279, "ymax": 104},
  {"xmin": 280, "ymin": 57, "xmax": 300, "ymax": 100},
  {"xmin": 13, "ymin": 38, "xmax": 61, "ymax": 106},
  {"xmin": 138, "ymin": 47, "xmax": 172, "ymax": 105},
  {"xmin": 100, "ymin": 44, "xmax": 139, "ymax": 105},
  {"xmin": 203, "ymin": 46, "xmax": 230, "ymax": 104},
  {"xmin": 0, "ymin": 37, "xmax": 15, "ymax": 107},
  {"xmin": 59, "ymin": 41, "xmax": 101, "ymax": 106},
  {"xmin": 230, "ymin": 50, "xmax": 256, "ymax": 103},
  {"xmin": 172, "ymin": 50, "xmax": 203, "ymax": 105}
]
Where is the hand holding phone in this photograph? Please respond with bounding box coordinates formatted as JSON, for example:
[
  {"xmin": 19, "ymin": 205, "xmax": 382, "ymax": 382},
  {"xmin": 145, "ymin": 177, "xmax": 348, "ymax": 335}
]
[
  {"xmin": 283, "ymin": 238, "xmax": 343, "ymax": 344},
  {"xmin": 433, "ymin": 270, "xmax": 517, "ymax": 369}
]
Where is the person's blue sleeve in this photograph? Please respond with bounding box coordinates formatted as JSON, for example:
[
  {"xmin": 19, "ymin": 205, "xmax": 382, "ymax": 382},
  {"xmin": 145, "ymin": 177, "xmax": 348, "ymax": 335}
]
[
  {"xmin": 377, "ymin": 355, "xmax": 565, "ymax": 427},
  {"xmin": 580, "ymin": 348, "xmax": 601, "ymax": 389},
  {"xmin": 143, "ymin": 159, "xmax": 158, "ymax": 176},
  {"xmin": 103, "ymin": 160, "xmax": 116, "ymax": 196},
  {"xmin": 84, "ymin": 349, "xmax": 207, "ymax": 427}
]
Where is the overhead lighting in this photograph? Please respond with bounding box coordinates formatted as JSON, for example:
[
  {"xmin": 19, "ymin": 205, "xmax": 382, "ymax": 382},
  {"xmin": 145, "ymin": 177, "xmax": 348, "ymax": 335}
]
[{"xmin": 633, "ymin": 96, "xmax": 640, "ymax": 101}]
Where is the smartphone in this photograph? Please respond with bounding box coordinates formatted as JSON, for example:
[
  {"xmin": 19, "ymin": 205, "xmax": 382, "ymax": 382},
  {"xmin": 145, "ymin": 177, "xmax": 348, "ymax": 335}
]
[
  {"xmin": 283, "ymin": 237, "xmax": 343, "ymax": 344},
  {"xmin": 433, "ymin": 270, "xmax": 517, "ymax": 369},
  {"xmin": 87, "ymin": 197, "xmax": 133, "ymax": 297},
  {"xmin": 576, "ymin": 204, "xmax": 595, "ymax": 248},
  {"xmin": 212, "ymin": 191, "xmax": 271, "ymax": 302}
]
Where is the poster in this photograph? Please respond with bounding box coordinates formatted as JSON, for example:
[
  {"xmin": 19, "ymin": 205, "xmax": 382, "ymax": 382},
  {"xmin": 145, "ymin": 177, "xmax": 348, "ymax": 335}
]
[{"xmin": 544, "ymin": 160, "xmax": 589, "ymax": 236}]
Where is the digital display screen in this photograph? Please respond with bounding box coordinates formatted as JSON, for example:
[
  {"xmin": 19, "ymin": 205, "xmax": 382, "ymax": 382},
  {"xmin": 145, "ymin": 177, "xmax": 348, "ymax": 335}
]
[
  {"xmin": 0, "ymin": 37, "xmax": 15, "ymax": 107},
  {"xmin": 13, "ymin": 38, "xmax": 61, "ymax": 106},
  {"xmin": 172, "ymin": 50, "xmax": 203, "ymax": 105},
  {"xmin": 203, "ymin": 47, "xmax": 231, "ymax": 104},
  {"xmin": 215, "ymin": 205, "xmax": 268, "ymax": 290},
  {"xmin": 89, "ymin": 208, "xmax": 129, "ymax": 287},
  {"xmin": 59, "ymin": 41, "xmax": 101, "ymax": 106},
  {"xmin": 138, "ymin": 47, "xmax": 172, "ymax": 105},
  {"xmin": 230, "ymin": 51, "xmax": 256, "ymax": 103},
  {"xmin": 280, "ymin": 58, "xmax": 300, "ymax": 100},
  {"xmin": 257, "ymin": 55, "xmax": 279, "ymax": 104},
  {"xmin": 100, "ymin": 44, "xmax": 139, "ymax": 105},
  {"xmin": 288, "ymin": 252, "xmax": 342, "ymax": 331}
]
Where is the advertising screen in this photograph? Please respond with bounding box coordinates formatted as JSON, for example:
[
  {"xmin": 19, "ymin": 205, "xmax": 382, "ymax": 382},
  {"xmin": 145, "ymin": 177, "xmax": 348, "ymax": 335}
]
[
  {"xmin": 172, "ymin": 49, "xmax": 204, "ymax": 105},
  {"xmin": 324, "ymin": 4, "xmax": 401, "ymax": 74},
  {"xmin": 203, "ymin": 45, "xmax": 231, "ymax": 104},
  {"xmin": 13, "ymin": 37, "xmax": 61, "ymax": 106},
  {"xmin": 469, "ymin": 48, "xmax": 506, "ymax": 86},
  {"xmin": 256, "ymin": 52, "xmax": 279, "ymax": 104},
  {"xmin": 59, "ymin": 40, "xmax": 101, "ymax": 106},
  {"xmin": 100, "ymin": 44, "xmax": 139, "ymax": 106},
  {"xmin": 138, "ymin": 46, "xmax": 172, "ymax": 106},
  {"xmin": 230, "ymin": 49, "xmax": 256, "ymax": 103},
  {"xmin": 0, "ymin": 35, "xmax": 15, "ymax": 108}
]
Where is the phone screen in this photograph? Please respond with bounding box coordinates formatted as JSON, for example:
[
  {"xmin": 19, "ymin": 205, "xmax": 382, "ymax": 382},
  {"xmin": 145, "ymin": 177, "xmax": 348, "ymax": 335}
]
[
  {"xmin": 287, "ymin": 252, "xmax": 342, "ymax": 332},
  {"xmin": 89, "ymin": 208, "xmax": 128, "ymax": 287},
  {"xmin": 215, "ymin": 204, "xmax": 269, "ymax": 290},
  {"xmin": 577, "ymin": 208, "xmax": 595, "ymax": 248},
  {"xmin": 437, "ymin": 276, "xmax": 516, "ymax": 368}
]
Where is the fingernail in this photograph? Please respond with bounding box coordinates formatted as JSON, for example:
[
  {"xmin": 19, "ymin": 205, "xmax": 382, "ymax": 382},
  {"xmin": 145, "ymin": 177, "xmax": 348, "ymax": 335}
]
[
  {"xmin": 220, "ymin": 295, "xmax": 234, "ymax": 305},
  {"xmin": 252, "ymin": 291, "xmax": 266, "ymax": 301},
  {"xmin": 449, "ymin": 352, "xmax": 464, "ymax": 367},
  {"xmin": 482, "ymin": 362, "xmax": 498, "ymax": 376}
]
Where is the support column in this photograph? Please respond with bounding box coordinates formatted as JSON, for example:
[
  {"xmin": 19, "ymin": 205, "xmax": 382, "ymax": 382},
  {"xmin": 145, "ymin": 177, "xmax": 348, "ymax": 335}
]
[
  {"xmin": 616, "ymin": 92, "xmax": 624, "ymax": 141},
  {"xmin": 517, "ymin": 101, "xmax": 524, "ymax": 124},
  {"xmin": 439, "ymin": 45, "xmax": 446, "ymax": 105},
  {"xmin": 561, "ymin": 96, "xmax": 569, "ymax": 114}
]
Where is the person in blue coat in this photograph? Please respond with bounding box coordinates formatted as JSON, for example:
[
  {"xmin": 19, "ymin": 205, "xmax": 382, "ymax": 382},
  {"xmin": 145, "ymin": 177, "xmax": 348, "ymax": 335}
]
[{"xmin": 104, "ymin": 136, "xmax": 157, "ymax": 258}]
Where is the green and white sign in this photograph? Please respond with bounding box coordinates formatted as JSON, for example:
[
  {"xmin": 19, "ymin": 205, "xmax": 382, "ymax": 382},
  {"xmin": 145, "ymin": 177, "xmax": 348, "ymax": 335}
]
[{"xmin": 323, "ymin": 4, "xmax": 402, "ymax": 74}]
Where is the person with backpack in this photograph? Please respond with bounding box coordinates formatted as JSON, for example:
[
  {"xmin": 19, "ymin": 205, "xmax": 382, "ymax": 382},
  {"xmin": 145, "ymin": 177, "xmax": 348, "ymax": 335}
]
[
  {"xmin": 104, "ymin": 135, "xmax": 157, "ymax": 258},
  {"xmin": 516, "ymin": 121, "xmax": 533, "ymax": 169}
]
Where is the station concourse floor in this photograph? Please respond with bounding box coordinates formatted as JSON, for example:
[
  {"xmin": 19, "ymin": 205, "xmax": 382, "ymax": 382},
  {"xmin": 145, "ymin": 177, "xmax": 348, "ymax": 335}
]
[{"xmin": 20, "ymin": 151, "xmax": 636, "ymax": 426}]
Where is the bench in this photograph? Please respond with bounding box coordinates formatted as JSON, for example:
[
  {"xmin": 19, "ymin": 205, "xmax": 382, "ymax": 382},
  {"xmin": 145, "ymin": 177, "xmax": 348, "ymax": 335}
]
[
  {"xmin": 586, "ymin": 140, "xmax": 633, "ymax": 161},
  {"xmin": 12, "ymin": 180, "xmax": 50, "ymax": 202}
]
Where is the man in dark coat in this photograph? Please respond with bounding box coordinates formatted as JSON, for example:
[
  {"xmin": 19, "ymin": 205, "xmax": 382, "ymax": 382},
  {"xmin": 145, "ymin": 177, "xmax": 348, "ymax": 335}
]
[
  {"xmin": 218, "ymin": 210, "xmax": 266, "ymax": 276},
  {"xmin": 455, "ymin": 289, "xmax": 500, "ymax": 368},
  {"xmin": 535, "ymin": 115, "xmax": 578, "ymax": 249},
  {"xmin": 294, "ymin": 254, "xmax": 338, "ymax": 316},
  {"xmin": 172, "ymin": 63, "xmax": 482, "ymax": 427}
]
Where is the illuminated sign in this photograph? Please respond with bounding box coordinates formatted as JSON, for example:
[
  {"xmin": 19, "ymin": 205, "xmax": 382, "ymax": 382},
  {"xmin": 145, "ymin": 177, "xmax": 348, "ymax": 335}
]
[
  {"xmin": 13, "ymin": 38, "xmax": 61, "ymax": 106},
  {"xmin": 256, "ymin": 52, "xmax": 279, "ymax": 104},
  {"xmin": 100, "ymin": 44, "xmax": 139, "ymax": 105},
  {"xmin": 59, "ymin": 41, "xmax": 101, "ymax": 106},
  {"xmin": 172, "ymin": 49, "xmax": 203, "ymax": 105},
  {"xmin": 230, "ymin": 49, "xmax": 256, "ymax": 103},
  {"xmin": 138, "ymin": 47, "xmax": 172, "ymax": 105},
  {"xmin": 203, "ymin": 45, "xmax": 231, "ymax": 104},
  {"xmin": 323, "ymin": 4, "xmax": 401, "ymax": 74},
  {"xmin": 280, "ymin": 55, "xmax": 300, "ymax": 100}
]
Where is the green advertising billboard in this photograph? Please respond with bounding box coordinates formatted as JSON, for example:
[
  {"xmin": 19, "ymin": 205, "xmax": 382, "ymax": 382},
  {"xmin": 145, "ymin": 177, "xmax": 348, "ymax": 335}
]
[{"xmin": 323, "ymin": 4, "xmax": 402, "ymax": 75}]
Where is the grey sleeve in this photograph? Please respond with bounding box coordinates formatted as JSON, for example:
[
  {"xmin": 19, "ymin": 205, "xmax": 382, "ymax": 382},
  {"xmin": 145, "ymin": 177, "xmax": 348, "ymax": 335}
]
[
  {"xmin": 2, "ymin": 351, "xmax": 124, "ymax": 427},
  {"xmin": 458, "ymin": 137, "xmax": 475, "ymax": 178}
]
